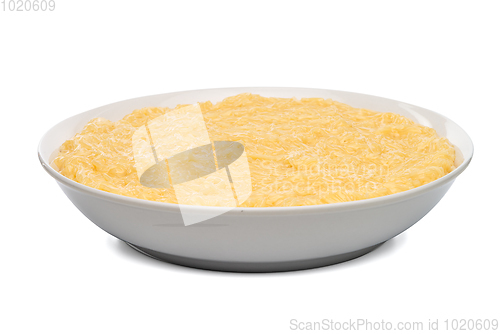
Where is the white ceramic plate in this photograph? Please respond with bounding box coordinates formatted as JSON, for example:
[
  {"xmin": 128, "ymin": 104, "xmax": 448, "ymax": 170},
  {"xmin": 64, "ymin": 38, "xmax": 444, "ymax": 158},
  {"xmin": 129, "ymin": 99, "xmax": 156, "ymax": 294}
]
[{"xmin": 38, "ymin": 87, "xmax": 473, "ymax": 272}]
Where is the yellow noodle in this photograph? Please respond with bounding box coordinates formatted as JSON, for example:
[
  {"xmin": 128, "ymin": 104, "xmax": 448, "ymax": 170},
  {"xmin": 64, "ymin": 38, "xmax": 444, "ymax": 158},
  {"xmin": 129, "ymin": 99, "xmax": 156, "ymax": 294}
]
[{"xmin": 53, "ymin": 93, "xmax": 455, "ymax": 207}]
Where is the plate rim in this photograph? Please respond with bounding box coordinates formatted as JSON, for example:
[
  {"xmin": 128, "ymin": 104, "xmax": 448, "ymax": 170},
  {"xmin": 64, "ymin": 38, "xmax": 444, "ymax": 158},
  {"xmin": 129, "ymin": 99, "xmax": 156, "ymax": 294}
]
[{"xmin": 38, "ymin": 86, "xmax": 474, "ymax": 215}]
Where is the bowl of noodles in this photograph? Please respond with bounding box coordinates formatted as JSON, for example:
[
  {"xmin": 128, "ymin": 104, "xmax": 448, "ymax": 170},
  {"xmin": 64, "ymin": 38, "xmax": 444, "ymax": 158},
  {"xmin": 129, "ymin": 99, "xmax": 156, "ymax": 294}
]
[{"xmin": 38, "ymin": 87, "xmax": 473, "ymax": 272}]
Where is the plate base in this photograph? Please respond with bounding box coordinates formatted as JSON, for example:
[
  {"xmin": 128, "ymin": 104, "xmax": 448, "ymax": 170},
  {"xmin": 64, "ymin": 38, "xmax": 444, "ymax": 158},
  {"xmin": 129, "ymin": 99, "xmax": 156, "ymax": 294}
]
[{"xmin": 125, "ymin": 242, "xmax": 384, "ymax": 273}]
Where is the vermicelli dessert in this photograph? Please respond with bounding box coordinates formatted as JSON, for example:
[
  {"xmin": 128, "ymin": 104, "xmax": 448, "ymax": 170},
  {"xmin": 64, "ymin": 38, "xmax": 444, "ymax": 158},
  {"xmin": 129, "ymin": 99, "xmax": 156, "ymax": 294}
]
[{"xmin": 53, "ymin": 94, "xmax": 455, "ymax": 207}]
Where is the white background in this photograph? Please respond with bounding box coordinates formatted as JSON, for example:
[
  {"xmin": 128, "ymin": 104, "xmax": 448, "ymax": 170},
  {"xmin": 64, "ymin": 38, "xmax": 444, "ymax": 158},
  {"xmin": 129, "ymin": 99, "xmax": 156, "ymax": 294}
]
[{"xmin": 1, "ymin": 1, "xmax": 499, "ymax": 333}]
